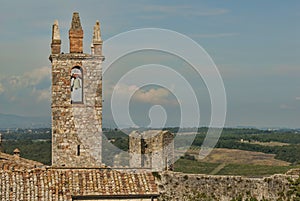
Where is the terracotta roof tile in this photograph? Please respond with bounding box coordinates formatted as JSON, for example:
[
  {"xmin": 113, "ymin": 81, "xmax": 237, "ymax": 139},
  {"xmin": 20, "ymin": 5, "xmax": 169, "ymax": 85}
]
[
  {"xmin": 0, "ymin": 152, "xmax": 44, "ymax": 171},
  {"xmin": 0, "ymin": 168, "xmax": 158, "ymax": 200}
]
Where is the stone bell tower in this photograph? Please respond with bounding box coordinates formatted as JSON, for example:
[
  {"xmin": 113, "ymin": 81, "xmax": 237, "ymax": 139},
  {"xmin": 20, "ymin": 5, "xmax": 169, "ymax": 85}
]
[{"xmin": 49, "ymin": 12, "xmax": 104, "ymax": 167}]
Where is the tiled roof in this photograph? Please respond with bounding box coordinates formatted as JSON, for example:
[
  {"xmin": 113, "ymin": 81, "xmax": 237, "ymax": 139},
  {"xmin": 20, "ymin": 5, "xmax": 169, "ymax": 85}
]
[
  {"xmin": 0, "ymin": 168, "xmax": 158, "ymax": 200},
  {"xmin": 0, "ymin": 152, "xmax": 44, "ymax": 171}
]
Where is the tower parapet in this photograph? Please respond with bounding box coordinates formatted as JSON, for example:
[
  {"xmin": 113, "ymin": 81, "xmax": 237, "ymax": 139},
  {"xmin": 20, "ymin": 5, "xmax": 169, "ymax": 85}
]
[
  {"xmin": 69, "ymin": 12, "xmax": 84, "ymax": 53},
  {"xmin": 92, "ymin": 21, "xmax": 103, "ymax": 56},
  {"xmin": 51, "ymin": 20, "xmax": 61, "ymax": 54}
]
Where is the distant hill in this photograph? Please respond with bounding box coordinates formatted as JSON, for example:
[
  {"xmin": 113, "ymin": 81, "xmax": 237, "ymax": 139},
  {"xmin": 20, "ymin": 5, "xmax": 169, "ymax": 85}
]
[{"xmin": 0, "ymin": 113, "xmax": 51, "ymax": 129}]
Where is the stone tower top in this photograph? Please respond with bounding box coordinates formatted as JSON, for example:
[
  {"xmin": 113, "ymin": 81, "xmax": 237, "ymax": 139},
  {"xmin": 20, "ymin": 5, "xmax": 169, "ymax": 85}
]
[
  {"xmin": 69, "ymin": 12, "xmax": 84, "ymax": 53},
  {"xmin": 50, "ymin": 12, "xmax": 103, "ymax": 57},
  {"xmin": 93, "ymin": 21, "xmax": 101, "ymax": 43},
  {"xmin": 91, "ymin": 20, "xmax": 103, "ymax": 56},
  {"xmin": 51, "ymin": 20, "xmax": 61, "ymax": 54},
  {"xmin": 71, "ymin": 12, "xmax": 82, "ymax": 30},
  {"xmin": 52, "ymin": 20, "xmax": 60, "ymax": 40}
]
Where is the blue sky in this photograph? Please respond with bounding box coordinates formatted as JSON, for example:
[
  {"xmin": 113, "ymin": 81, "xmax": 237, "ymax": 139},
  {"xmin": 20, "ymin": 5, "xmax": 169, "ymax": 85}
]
[{"xmin": 0, "ymin": 0, "xmax": 299, "ymax": 128}]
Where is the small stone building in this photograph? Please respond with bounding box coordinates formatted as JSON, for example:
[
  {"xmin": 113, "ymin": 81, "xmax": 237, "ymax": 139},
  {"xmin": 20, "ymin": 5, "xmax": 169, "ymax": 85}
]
[{"xmin": 129, "ymin": 130, "xmax": 174, "ymax": 171}]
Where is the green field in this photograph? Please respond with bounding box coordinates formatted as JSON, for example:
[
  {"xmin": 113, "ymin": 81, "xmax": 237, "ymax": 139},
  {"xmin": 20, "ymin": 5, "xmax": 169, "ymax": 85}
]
[
  {"xmin": 174, "ymin": 159, "xmax": 220, "ymax": 174},
  {"xmin": 174, "ymin": 158, "xmax": 297, "ymax": 176}
]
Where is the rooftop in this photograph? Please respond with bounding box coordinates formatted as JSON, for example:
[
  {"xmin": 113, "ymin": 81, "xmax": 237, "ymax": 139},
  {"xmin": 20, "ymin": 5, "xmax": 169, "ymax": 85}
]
[{"xmin": 0, "ymin": 168, "xmax": 158, "ymax": 200}]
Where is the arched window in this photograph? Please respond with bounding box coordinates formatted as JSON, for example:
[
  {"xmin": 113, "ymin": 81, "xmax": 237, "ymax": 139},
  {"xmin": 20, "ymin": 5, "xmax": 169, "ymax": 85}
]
[{"xmin": 71, "ymin": 66, "xmax": 83, "ymax": 103}]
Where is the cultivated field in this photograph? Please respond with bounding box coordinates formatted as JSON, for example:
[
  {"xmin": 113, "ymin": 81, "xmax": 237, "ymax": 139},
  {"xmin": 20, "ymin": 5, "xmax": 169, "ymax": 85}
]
[{"xmin": 187, "ymin": 148, "xmax": 290, "ymax": 166}]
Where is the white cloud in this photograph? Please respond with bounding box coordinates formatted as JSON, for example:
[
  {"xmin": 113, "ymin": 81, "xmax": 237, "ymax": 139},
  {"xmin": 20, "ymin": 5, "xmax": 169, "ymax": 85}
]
[
  {"xmin": 113, "ymin": 83, "xmax": 178, "ymax": 105},
  {"xmin": 134, "ymin": 88, "xmax": 173, "ymax": 105},
  {"xmin": 9, "ymin": 67, "xmax": 50, "ymax": 88},
  {"xmin": 1, "ymin": 67, "xmax": 51, "ymax": 103},
  {"xmin": 9, "ymin": 76, "xmax": 21, "ymax": 87},
  {"xmin": 296, "ymin": 97, "xmax": 300, "ymax": 101},
  {"xmin": 32, "ymin": 87, "xmax": 51, "ymax": 102},
  {"xmin": 0, "ymin": 83, "xmax": 4, "ymax": 94}
]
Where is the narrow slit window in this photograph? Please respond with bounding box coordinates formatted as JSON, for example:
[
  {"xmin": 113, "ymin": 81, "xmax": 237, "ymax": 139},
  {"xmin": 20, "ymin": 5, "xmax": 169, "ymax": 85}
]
[
  {"xmin": 71, "ymin": 66, "xmax": 83, "ymax": 103},
  {"xmin": 77, "ymin": 145, "xmax": 80, "ymax": 156}
]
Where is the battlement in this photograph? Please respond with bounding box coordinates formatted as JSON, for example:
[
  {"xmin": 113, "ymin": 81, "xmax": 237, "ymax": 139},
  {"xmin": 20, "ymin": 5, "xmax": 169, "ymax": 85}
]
[{"xmin": 50, "ymin": 12, "xmax": 103, "ymax": 57}]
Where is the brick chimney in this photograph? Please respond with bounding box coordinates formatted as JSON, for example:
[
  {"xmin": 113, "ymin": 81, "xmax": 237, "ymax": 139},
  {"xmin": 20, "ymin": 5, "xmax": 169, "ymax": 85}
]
[
  {"xmin": 13, "ymin": 148, "xmax": 20, "ymax": 158},
  {"xmin": 69, "ymin": 12, "xmax": 84, "ymax": 53}
]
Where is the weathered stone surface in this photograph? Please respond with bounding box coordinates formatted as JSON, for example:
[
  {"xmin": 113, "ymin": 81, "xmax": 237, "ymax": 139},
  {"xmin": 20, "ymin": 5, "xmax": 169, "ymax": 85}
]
[
  {"xmin": 50, "ymin": 13, "xmax": 104, "ymax": 168},
  {"xmin": 69, "ymin": 12, "xmax": 84, "ymax": 53},
  {"xmin": 129, "ymin": 130, "xmax": 174, "ymax": 171},
  {"xmin": 93, "ymin": 21, "xmax": 101, "ymax": 43},
  {"xmin": 52, "ymin": 20, "xmax": 60, "ymax": 40},
  {"xmin": 156, "ymin": 171, "xmax": 297, "ymax": 201},
  {"xmin": 51, "ymin": 20, "xmax": 61, "ymax": 54},
  {"xmin": 71, "ymin": 12, "xmax": 82, "ymax": 30},
  {"xmin": 92, "ymin": 21, "xmax": 103, "ymax": 56}
]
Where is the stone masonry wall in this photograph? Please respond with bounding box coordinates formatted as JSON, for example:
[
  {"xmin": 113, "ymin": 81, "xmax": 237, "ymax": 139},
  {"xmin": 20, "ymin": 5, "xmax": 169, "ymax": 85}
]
[
  {"xmin": 156, "ymin": 171, "xmax": 299, "ymax": 201},
  {"xmin": 148, "ymin": 131, "xmax": 174, "ymax": 171},
  {"xmin": 51, "ymin": 54, "xmax": 104, "ymax": 167},
  {"xmin": 129, "ymin": 131, "xmax": 142, "ymax": 168},
  {"xmin": 129, "ymin": 130, "xmax": 174, "ymax": 171}
]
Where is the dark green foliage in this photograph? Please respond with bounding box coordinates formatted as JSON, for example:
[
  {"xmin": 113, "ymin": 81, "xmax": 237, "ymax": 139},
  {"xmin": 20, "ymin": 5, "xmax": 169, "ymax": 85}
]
[
  {"xmin": 102, "ymin": 129, "xmax": 129, "ymax": 166},
  {"xmin": 2, "ymin": 140, "xmax": 51, "ymax": 165},
  {"xmin": 103, "ymin": 129, "xmax": 129, "ymax": 151},
  {"xmin": 152, "ymin": 172, "xmax": 161, "ymax": 180},
  {"xmin": 181, "ymin": 153, "xmax": 196, "ymax": 161},
  {"xmin": 1, "ymin": 128, "xmax": 52, "ymax": 165},
  {"xmin": 174, "ymin": 159, "xmax": 220, "ymax": 174}
]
